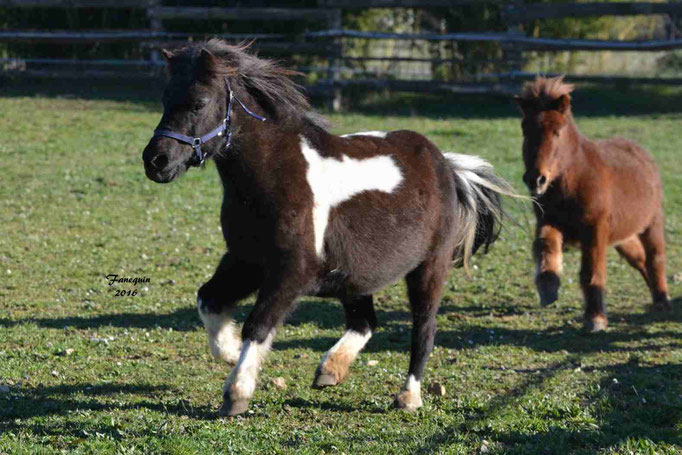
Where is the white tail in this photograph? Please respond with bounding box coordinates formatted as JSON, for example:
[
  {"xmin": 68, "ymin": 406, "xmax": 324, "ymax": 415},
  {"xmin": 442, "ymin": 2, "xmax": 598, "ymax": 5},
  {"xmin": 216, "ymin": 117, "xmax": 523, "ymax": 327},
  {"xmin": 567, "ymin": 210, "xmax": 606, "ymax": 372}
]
[{"xmin": 444, "ymin": 153, "xmax": 517, "ymax": 271}]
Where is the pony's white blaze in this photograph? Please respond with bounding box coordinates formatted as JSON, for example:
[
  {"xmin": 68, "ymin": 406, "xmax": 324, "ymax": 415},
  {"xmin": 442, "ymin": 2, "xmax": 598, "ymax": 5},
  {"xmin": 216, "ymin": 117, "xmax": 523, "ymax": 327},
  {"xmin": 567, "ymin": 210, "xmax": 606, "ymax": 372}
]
[
  {"xmin": 341, "ymin": 131, "xmax": 388, "ymax": 138},
  {"xmin": 300, "ymin": 135, "xmax": 403, "ymax": 257},
  {"xmin": 224, "ymin": 332, "xmax": 274, "ymax": 401},
  {"xmin": 197, "ymin": 297, "xmax": 241, "ymax": 364}
]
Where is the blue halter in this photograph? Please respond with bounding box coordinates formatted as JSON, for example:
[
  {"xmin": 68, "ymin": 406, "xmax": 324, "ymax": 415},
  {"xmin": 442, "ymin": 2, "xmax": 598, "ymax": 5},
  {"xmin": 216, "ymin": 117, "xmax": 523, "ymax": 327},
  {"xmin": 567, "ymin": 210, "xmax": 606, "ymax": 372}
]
[{"xmin": 153, "ymin": 78, "xmax": 266, "ymax": 167}]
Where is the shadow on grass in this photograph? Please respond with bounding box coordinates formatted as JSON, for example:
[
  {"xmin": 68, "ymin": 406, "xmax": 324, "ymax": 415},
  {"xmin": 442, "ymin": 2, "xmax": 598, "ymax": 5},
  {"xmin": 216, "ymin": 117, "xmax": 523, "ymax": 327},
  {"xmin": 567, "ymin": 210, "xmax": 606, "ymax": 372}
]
[
  {"xmin": 0, "ymin": 382, "xmax": 216, "ymax": 429},
  {"xmin": 0, "ymin": 300, "xmax": 345, "ymax": 332},
  {"xmin": 3, "ymin": 298, "xmax": 679, "ymax": 356},
  {"xmin": 0, "ymin": 308, "xmax": 201, "ymax": 332},
  {"xmin": 415, "ymin": 359, "xmax": 682, "ymax": 453}
]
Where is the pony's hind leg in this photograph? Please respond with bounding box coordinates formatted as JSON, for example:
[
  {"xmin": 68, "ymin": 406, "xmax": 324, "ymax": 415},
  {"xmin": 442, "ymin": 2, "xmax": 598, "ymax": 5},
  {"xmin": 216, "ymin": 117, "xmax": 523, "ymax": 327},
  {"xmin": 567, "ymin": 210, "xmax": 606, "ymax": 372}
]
[
  {"xmin": 640, "ymin": 212, "xmax": 671, "ymax": 310},
  {"xmin": 534, "ymin": 224, "xmax": 564, "ymax": 306},
  {"xmin": 615, "ymin": 236, "xmax": 650, "ymax": 286},
  {"xmin": 197, "ymin": 254, "xmax": 264, "ymax": 364},
  {"xmin": 313, "ymin": 294, "xmax": 376, "ymax": 388},
  {"xmin": 395, "ymin": 257, "xmax": 449, "ymax": 411}
]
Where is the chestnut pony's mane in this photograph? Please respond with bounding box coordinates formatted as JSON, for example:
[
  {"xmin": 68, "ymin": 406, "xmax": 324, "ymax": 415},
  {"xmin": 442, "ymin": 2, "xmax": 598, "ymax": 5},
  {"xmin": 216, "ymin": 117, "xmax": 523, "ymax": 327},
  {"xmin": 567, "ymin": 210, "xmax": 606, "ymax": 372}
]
[
  {"xmin": 518, "ymin": 76, "xmax": 575, "ymax": 111},
  {"xmin": 169, "ymin": 39, "xmax": 328, "ymax": 131}
]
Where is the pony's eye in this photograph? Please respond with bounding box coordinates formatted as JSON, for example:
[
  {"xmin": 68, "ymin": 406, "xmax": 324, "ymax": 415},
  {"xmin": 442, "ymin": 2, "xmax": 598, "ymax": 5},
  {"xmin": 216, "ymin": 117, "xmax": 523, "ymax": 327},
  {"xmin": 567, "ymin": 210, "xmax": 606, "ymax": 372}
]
[{"xmin": 553, "ymin": 131, "xmax": 560, "ymax": 138}]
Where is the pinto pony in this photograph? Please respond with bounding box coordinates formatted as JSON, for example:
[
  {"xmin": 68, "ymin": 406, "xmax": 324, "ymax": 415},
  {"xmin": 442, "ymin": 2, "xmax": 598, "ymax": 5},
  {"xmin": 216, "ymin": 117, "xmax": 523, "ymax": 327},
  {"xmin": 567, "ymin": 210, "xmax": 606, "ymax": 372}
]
[
  {"xmin": 142, "ymin": 40, "xmax": 513, "ymax": 416},
  {"xmin": 515, "ymin": 76, "xmax": 671, "ymax": 331}
]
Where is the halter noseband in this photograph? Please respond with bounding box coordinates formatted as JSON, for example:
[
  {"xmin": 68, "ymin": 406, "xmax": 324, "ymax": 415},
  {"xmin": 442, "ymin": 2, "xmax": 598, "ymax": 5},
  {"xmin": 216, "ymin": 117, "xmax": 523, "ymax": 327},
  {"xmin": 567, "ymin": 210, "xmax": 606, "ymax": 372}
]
[{"xmin": 153, "ymin": 78, "xmax": 266, "ymax": 167}]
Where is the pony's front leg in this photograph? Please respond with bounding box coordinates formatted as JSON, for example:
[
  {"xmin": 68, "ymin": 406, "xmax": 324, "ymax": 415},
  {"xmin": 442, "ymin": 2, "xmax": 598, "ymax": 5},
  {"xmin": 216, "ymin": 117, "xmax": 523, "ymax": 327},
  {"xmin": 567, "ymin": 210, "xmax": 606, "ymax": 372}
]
[
  {"xmin": 197, "ymin": 254, "xmax": 264, "ymax": 364},
  {"xmin": 580, "ymin": 224, "xmax": 609, "ymax": 332},
  {"xmin": 220, "ymin": 264, "xmax": 311, "ymax": 417},
  {"xmin": 533, "ymin": 224, "xmax": 563, "ymax": 306}
]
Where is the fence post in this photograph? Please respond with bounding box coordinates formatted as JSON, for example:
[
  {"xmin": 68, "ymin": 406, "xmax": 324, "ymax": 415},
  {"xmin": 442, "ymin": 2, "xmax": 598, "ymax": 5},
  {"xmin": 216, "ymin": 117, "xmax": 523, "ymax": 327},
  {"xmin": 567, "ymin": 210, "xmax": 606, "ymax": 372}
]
[
  {"xmin": 326, "ymin": 7, "xmax": 342, "ymax": 111},
  {"xmin": 147, "ymin": 0, "xmax": 163, "ymax": 77},
  {"xmin": 501, "ymin": 0, "xmax": 525, "ymax": 92}
]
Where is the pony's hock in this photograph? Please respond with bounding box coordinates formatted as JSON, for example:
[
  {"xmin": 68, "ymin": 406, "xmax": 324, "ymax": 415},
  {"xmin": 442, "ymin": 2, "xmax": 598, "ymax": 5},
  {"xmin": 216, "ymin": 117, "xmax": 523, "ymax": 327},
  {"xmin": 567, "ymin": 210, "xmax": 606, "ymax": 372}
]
[
  {"xmin": 516, "ymin": 76, "xmax": 671, "ymax": 332},
  {"xmin": 142, "ymin": 39, "xmax": 515, "ymax": 416}
]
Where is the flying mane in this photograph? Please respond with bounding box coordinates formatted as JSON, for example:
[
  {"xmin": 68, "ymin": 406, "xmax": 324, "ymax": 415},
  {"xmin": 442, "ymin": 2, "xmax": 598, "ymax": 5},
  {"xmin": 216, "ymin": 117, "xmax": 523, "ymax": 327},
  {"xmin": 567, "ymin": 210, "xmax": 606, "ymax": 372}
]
[
  {"xmin": 518, "ymin": 76, "xmax": 575, "ymax": 111},
  {"xmin": 169, "ymin": 39, "xmax": 328, "ymax": 130}
]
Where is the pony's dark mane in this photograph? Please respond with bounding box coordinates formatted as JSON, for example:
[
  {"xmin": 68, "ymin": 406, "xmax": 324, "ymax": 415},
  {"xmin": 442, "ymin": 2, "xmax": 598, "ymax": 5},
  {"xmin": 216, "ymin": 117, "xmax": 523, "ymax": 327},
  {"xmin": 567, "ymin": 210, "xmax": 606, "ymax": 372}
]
[
  {"xmin": 172, "ymin": 39, "xmax": 328, "ymax": 131},
  {"xmin": 518, "ymin": 76, "xmax": 574, "ymax": 111}
]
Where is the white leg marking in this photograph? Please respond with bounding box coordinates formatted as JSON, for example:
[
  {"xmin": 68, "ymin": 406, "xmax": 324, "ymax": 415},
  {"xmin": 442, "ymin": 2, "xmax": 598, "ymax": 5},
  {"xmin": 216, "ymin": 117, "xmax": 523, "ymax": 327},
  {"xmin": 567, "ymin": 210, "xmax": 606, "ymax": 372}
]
[
  {"xmin": 197, "ymin": 297, "xmax": 241, "ymax": 364},
  {"xmin": 396, "ymin": 374, "xmax": 423, "ymax": 411},
  {"xmin": 341, "ymin": 131, "xmax": 388, "ymax": 138},
  {"xmin": 300, "ymin": 135, "xmax": 403, "ymax": 257},
  {"xmin": 317, "ymin": 330, "xmax": 371, "ymax": 382},
  {"xmin": 223, "ymin": 332, "xmax": 274, "ymax": 402}
]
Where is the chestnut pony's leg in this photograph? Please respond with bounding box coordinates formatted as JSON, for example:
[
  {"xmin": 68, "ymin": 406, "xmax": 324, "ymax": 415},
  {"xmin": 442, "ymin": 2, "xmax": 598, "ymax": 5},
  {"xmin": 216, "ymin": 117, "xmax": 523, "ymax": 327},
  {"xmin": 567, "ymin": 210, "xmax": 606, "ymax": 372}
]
[
  {"xmin": 640, "ymin": 211, "xmax": 671, "ymax": 310},
  {"xmin": 580, "ymin": 223, "xmax": 609, "ymax": 332},
  {"xmin": 533, "ymin": 224, "xmax": 564, "ymax": 306},
  {"xmin": 615, "ymin": 236, "xmax": 650, "ymax": 287}
]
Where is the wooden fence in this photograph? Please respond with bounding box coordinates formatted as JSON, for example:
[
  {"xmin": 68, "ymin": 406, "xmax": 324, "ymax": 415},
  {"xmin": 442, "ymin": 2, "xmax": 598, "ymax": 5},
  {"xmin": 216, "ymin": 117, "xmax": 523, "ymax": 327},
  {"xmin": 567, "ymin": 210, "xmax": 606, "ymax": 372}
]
[{"xmin": 1, "ymin": 1, "xmax": 682, "ymax": 109}]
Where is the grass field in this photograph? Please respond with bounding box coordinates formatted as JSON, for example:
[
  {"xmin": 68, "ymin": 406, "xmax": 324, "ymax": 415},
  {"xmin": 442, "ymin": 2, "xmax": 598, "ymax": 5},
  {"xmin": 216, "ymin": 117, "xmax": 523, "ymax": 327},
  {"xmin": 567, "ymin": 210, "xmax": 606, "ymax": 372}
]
[{"xmin": 1, "ymin": 80, "xmax": 681, "ymax": 454}]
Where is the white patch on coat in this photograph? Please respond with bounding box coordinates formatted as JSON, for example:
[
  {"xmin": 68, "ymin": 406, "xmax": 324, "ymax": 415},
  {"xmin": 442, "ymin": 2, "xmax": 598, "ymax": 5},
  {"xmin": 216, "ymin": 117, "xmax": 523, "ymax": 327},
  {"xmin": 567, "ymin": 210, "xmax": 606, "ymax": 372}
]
[
  {"xmin": 300, "ymin": 135, "xmax": 403, "ymax": 257},
  {"xmin": 223, "ymin": 332, "xmax": 274, "ymax": 402},
  {"xmin": 197, "ymin": 297, "xmax": 241, "ymax": 364},
  {"xmin": 319, "ymin": 330, "xmax": 372, "ymax": 366},
  {"xmin": 341, "ymin": 131, "xmax": 388, "ymax": 138}
]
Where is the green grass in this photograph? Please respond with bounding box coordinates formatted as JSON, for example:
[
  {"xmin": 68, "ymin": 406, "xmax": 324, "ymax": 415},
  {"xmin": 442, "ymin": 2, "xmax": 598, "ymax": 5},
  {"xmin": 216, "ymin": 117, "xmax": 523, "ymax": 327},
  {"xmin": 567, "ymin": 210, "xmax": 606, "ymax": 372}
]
[{"xmin": 0, "ymin": 82, "xmax": 681, "ymax": 454}]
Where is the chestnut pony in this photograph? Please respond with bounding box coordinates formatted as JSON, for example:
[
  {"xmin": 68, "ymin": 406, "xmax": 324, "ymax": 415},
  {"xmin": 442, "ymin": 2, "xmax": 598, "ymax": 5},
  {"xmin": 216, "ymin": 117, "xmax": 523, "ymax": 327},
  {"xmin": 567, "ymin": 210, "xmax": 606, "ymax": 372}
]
[
  {"xmin": 515, "ymin": 76, "xmax": 671, "ymax": 331},
  {"xmin": 142, "ymin": 40, "xmax": 513, "ymax": 416}
]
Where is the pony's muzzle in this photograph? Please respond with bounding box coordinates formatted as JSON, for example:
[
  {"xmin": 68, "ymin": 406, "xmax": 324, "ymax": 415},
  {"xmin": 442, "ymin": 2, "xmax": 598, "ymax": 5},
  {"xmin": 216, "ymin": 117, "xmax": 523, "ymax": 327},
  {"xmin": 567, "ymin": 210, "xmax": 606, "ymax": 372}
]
[
  {"xmin": 535, "ymin": 174, "xmax": 549, "ymax": 195},
  {"xmin": 524, "ymin": 171, "xmax": 550, "ymax": 196},
  {"xmin": 143, "ymin": 138, "xmax": 179, "ymax": 183}
]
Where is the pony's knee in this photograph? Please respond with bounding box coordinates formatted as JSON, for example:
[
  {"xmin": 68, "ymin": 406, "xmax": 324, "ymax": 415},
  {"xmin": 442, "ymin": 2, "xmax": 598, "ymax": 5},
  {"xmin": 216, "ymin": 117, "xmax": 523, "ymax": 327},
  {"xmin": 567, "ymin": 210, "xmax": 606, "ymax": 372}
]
[{"xmin": 197, "ymin": 295, "xmax": 241, "ymax": 364}]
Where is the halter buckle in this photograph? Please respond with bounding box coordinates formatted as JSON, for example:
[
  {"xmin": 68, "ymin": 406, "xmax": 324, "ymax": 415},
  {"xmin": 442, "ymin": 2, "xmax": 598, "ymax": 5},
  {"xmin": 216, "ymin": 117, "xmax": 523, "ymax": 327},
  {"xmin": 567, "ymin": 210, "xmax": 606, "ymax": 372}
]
[{"xmin": 192, "ymin": 137, "xmax": 202, "ymax": 149}]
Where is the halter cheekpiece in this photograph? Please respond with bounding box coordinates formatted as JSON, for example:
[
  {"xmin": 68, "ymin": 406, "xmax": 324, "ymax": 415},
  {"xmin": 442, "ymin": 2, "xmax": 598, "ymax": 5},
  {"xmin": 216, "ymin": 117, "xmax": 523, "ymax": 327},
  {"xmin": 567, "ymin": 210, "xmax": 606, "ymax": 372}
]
[{"xmin": 153, "ymin": 78, "xmax": 266, "ymax": 167}]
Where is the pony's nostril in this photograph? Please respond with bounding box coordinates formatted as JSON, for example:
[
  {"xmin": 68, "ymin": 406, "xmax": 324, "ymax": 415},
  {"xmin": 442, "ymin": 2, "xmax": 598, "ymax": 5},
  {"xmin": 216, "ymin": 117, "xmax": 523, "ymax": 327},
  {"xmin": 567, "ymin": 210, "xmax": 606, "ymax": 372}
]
[
  {"xmin": 150, "ymin": 153, "xmax": 169, "ymax": 170},
  {"xmin": 537, "ymin": 175, "xmax": 547, "ymax": 187}
]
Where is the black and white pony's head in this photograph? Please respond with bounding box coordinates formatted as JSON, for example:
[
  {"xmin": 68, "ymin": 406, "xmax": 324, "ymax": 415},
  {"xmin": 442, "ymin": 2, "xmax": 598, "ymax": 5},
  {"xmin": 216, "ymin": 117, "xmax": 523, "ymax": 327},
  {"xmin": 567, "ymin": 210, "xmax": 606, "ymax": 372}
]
[{"xmin": 142, "ymin": 40, "xmax": 321, "ymax": 183}]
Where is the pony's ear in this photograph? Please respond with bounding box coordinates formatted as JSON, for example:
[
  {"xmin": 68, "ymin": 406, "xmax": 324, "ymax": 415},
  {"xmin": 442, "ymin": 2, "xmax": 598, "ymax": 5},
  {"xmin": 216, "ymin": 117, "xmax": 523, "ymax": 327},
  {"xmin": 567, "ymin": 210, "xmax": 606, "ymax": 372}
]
[
  {"xmin": 161, "ymin": 49, "xmax": 176, "ymax": 76},
  {"xmin": 514, "ymin": 96, "xmax": 534, "ymax": 115},
  {"xmin": 161, "ymin": 49, "xmax": 174, "ymax": 63},
  {"xmin": 550, "ymin": 94, "xmax": 571, "ymax": 115},
  {"xmin": 199, "ymin": 48, "xmax": 220, "ymax": 75}
]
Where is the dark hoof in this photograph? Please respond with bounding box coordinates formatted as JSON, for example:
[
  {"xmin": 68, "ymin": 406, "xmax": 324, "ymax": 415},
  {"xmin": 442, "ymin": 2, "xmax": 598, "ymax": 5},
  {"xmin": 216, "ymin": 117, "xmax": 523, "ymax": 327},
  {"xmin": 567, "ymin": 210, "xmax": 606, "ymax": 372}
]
[
  {"xmin": 218, "ymin": 398, "xmax": 250, "ymax": 417},
  {"xmin": 651, "ymin": 298, "xmax": 672, "ymax": 312},
  {"xmin": 312, "ymin": 370, "xmax": 339, "ymax": 389},
  {"xmin": 584, "ymin": 314, "xmax": 608, "ymax": 333},
  {"xmin": 536, "ymin": 272, "xmax": 560, "ymax": 307}
]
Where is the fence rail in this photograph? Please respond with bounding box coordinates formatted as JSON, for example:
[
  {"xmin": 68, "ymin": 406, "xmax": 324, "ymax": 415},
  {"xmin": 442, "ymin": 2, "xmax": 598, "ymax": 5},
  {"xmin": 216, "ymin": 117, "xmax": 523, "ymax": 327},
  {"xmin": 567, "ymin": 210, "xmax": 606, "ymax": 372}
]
[{"xmin": 1, "ymin": 0, "xmax": 681, "ymax": 107}]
